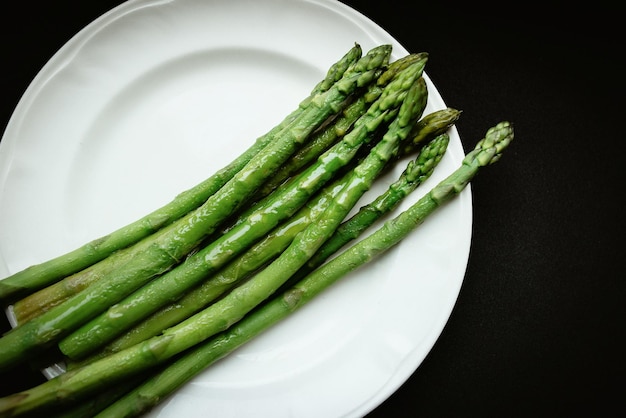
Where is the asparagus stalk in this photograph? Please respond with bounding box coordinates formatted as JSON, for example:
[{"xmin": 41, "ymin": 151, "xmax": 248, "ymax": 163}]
[
  {"xmin": 0, "ymin": 44, "xmax": 364, "ymax": 305},
  {"xmin": 11, "ymin": 52, "xmax": 421, "ymax": 328},
  {"xmin": 224, "ymin": 53, "xmax": 428, "ymax": 227},
  {"xmin": 253, "ymin": 52, "xmax": 431, "ymax": 200},
  {"xmin": 58, "ymin": 59, "xmax": 428, "ymax": 361},
  {"xmin": 301, "ymin": 108, "xmax": 463, "ymax": 266},
  {"xmin": 47, "ymin": 376, "xmax": 145, "ymax": 418},
  {"xmin": 0, "ymin": 78, "xmax": 435, "ymax": 417},
  {"xmin": 213, "ymin": 52, "xmax": 428, "ymax": 238},
  {"xmin": 0, "ymin": 45, "xmax": 393, "ymax": 371},
  {"xmin": 95, "ymin": 121, "xmax": 514, "ymax": 418},
  {"xmin": 71, "ymin": 104, "xmax": 448, "ymax": 368},
  {"xmin": 67, "ymin": 97, "xmax": 425, "ymax": 368},
  {"xmin": 291, "ymin": 132, "xmax": 451, "ymax": 285},
  {"xmin": 8, "ymin": 45, "xmax": 365, "ymax": 324},
  {"xmin": 69, "ymin": 169, "xmax": 360, "ymax": 367}
]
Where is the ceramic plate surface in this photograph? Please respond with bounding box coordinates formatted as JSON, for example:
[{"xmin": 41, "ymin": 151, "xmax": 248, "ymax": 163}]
[{"xmin": 0, "ymin": 0, "xmax": 472, "ymax": 416}]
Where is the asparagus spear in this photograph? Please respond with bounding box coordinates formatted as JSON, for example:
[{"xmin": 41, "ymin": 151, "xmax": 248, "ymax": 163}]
[
  {"xmin": 0, "ymin": 121, "xmax": 513, "ymax": 417},
  {"xmin": 212, "ymin": 53, "xmax": 428, "ymax": 235},
  {"xmin": 0, "ymin": 75, "xmax": 433, "ymax": 416},
  {"xmin": 71, "ymin": 105, "xmax": 449, "ymax": 368},
  {"xmin": 290, "ymin": 132, "xmax": 451, "ymax": 285},
  {"xmin": 66, "ymin": 76, "xmax": 431, "ymax": 367},
  {"xmin": 8, "ymin": 45, "xmax": 364, "ymax": 324},
  {"xmin": 0, "ymin": 44, "xmax": 364, "ymax": 305},
  {"xmin": 11, "ymin": 52, "xmax": 422, "ymax": 328},
  {"xmin": 225, "ymin": 53, "xmax": 428, "ymax": 227},
  {"xmin": 69, "ymin": 170, "xmax": 360, "ymax": 367},
  {"xmin": 0, "ymin": 45, "xmax": 393, "ymax": 371},
  {"xmin": 96, "ymin": 121, "xmax": 514, "ymax": 418},
  {"xmin": 47, "ymin": 377, "xmax": 144, "ymax": 418},
  {"xmin": 253, "ymin": 52, "xmax": 431, "ymax": 200},
  {"xmin": 58, "ymin": 58, "xmax": 428, "ymax": 361}
]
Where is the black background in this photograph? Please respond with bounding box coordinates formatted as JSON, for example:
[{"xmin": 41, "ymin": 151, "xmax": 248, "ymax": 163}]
[{"xmin": 1, "ymin": 1, "xmax": 623, "ymax": 417}]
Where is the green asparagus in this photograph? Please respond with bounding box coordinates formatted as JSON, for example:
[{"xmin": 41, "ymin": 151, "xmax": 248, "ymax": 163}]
[
  {"xmin": 292, "ymin": 132, "xmax": 451, "ymax": 284},
  {"xmin": 224, "ymin": 53, "xmax": 428, "ymax": 227},
  {"xmin": 402, "ymin": 107, "xmax": 462, "ymax": 155},
  {"xmin": 47, "ymin": 376, "xmax": 145, "ymax": 418},
  {"xmin": 8, "ymin": 45, "xmax": 365, "ymax": 325},
  {"xmin": 253, "ymin": 52, "xmax": 431, "ymax": 200},
  {"xmin": 94, "ymin": 121, "xmax": 513, "ymax": 418},
  {"xmin": 0, "ymin": 44, "xmax": 364, "ymax": 307},
  {"xmin": 0, "ymin": 122, "xmax": 513, "ymax": 417},
  {"xmin": 69, "ymin": 169, "xmax": 362, "ymax": 367},
  {"xmin": 0, "ymin": 44, "xmax": 393, "ymax": 371},
  {"xmin": 58, "ymin": 58, "xmax": 428, "ymax": 361},
  {"xmin": 72, "ymin": 105, "xmax": 449, "ymax": 368},
  {"xmin": 0, "ymin": 77, "xmax": 435, "ymax": 417}
]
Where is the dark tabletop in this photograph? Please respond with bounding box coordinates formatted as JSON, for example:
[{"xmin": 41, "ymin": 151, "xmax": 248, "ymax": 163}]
[{"xmin": 1, "ymin": 2, "xmax": 622, "ymax": 417}]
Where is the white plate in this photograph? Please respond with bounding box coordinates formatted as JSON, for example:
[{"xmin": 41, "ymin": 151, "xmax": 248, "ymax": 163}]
[{"xmin": 0, "ymin": 0, "xmax": 472, "ymax": 416}]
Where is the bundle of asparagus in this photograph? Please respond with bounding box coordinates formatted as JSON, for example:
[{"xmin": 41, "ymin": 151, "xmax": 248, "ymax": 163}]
[{"xmin": 0, "ymin": 43, "xmax": 513, "ymax": 417}]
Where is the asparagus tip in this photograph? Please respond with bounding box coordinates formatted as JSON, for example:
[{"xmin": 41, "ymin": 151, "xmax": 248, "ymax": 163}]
[{"xmin": 467, "ymin": 121, "xmax": 514, "ymax": 167}]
